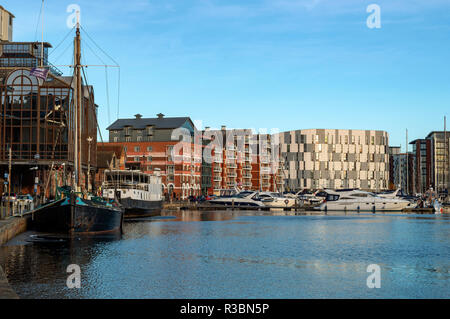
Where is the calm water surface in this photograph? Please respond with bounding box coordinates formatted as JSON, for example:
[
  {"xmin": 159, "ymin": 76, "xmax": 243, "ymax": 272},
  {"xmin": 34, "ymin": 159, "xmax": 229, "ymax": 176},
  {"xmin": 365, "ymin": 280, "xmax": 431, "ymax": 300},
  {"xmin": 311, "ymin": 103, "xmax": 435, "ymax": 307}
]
[{"xmin": 0, "ymin": 211, "xmax": 449, "ymax": 299}]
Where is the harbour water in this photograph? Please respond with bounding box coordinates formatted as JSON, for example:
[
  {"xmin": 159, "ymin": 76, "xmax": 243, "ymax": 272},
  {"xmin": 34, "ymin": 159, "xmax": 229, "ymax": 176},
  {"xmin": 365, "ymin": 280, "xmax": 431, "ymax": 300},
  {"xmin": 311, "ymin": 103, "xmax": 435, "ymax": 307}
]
[{"xmin": 0, "ymin": 211, "xmax": 449, "ymax": 299}]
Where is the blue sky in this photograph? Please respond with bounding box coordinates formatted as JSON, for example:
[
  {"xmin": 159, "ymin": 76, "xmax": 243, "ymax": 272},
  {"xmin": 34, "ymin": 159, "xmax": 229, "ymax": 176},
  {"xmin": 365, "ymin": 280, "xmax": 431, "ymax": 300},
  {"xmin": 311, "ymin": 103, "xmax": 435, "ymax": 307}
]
[{"xmin": 5, "ymin": 0, "xmax": 450, "ymax": 148}]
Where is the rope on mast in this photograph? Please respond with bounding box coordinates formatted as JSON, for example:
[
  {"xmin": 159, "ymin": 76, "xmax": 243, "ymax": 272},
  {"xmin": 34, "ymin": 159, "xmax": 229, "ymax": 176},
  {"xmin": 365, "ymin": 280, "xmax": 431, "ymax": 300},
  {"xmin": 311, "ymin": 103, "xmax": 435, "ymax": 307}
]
[
  {"xmin": 81, "ymin": 66, "xmax": 105, "ymax": 145},
  {"xmin": 105, "ymin": 66, "xmax": 111, "ymax": 124},
  {"xmin": 49, "ymin": 26, "xmax": 76, "ymax": 57},
  {"xmin": 34, "ymin": 0, "xmax": 44, "ymax": 41}
]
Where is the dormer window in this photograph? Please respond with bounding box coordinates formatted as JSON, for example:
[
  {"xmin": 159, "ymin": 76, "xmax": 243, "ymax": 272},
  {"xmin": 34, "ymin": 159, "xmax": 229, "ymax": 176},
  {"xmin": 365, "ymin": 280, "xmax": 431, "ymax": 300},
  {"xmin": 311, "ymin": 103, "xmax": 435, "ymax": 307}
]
[{"xmin": 147, "ymin": 126, "xmax": 154, "ymax": 135}]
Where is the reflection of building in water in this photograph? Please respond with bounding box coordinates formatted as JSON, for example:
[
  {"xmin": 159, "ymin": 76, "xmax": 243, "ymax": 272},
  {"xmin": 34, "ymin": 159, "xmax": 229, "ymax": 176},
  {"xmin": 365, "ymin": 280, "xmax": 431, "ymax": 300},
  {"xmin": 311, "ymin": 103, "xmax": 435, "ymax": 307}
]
[{"xmin": 161, "ymin": 210, "xmax": 235, "ymax": 222}]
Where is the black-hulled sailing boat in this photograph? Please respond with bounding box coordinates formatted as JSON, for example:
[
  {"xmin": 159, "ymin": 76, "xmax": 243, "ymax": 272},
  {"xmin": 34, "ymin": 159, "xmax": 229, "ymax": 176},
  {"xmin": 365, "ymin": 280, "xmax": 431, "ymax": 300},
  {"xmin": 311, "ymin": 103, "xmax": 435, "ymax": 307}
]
[{"xmin": 32, "ymin": 19, "xmax": 124, "ymax": 235}]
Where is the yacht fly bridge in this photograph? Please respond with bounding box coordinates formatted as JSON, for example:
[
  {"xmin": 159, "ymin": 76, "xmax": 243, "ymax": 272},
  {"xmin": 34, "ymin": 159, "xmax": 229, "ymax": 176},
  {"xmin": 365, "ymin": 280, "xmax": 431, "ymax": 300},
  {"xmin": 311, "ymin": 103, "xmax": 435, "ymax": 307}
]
[{"xmin": 102, "ymin": 169, "xmax": 162, "ymax": 202}]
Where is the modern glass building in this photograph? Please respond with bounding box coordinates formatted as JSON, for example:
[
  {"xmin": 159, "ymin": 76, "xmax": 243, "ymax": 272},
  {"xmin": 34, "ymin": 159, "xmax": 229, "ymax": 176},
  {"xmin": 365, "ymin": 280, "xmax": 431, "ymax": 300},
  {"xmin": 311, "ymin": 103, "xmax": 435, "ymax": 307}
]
[{"xmin": 0, "ymin": 42, "xmax": 98, "ymax": 196}]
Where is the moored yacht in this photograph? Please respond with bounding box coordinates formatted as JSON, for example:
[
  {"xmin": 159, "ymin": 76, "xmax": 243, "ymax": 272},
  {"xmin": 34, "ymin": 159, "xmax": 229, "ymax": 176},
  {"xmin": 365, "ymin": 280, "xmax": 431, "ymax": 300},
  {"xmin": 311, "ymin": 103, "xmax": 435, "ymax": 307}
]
[
  {"xmin": 207, "ymin": 191, "xmax": 265, "ymax": 207},
  {"xmin": 258, "ymin": 192, "xmax": 297, "ymax": 207},
  {"xmin": 316, "ymin": 189, "xmax": 414, "ymax": 212},
  {"xmin": 102, "ymin": 169, "xmax": 163, "ymax": 218}
]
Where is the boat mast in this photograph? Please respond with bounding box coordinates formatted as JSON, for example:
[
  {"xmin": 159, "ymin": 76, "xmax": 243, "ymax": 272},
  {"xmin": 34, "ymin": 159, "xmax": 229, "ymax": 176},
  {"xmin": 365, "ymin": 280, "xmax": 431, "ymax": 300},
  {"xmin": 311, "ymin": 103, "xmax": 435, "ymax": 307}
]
[
  {"xmin": 445, "ymin": 116, "xmax": 447, "ymax": 197},
  {"xmin": 73, "ymin": 11, "xmax": 82, "ymax": 192},
  {"xmin": 41, "ymin": 0, "xmax": 44, "ymax": 67},
  {"xmin": 406, "ymin": 129, "xmax": 408, "ymax": 195}
]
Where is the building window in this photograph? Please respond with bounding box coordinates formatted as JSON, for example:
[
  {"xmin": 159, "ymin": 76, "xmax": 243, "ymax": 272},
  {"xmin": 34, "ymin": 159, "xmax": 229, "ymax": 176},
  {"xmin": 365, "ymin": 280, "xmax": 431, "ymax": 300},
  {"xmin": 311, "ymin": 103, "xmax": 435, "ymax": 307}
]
[
  {"xmin": 126, "ymin": 137, "xmax": 131, "ymax": 142},
  {"xmin": 137, "ymin": 136, "xmax": 142, "ymax": 142},
  {"xmin": 134, "ymin": 156, "xmax": 140, "ymax": 162},
  {"xmin": 147, "ymin": 156, "xmax": 152, "ymax": 161},
  {"xmin": 134, "ymin": 146, "xmax": 140, "ymax": 152},
  {"xmin": 113, "ymin": 137, "xmax": 118, "ymax": 142},
  {"xmin": 147, "ymin": 146, "xmax": 152, "ymax": 152}
]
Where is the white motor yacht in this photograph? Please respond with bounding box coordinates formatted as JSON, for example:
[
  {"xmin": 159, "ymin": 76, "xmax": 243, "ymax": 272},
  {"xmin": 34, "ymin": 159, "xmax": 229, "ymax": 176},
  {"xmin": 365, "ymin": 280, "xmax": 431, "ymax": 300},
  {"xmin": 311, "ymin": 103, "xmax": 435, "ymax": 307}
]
[
  {"xmin": 258, "ymin": 192, "xmax": 297, "ymax": 207},
  {"xmin": 316, "ymin": 189, "xmax": 414, "ymax": 212},
  {"xmin": 207, "ymin": 191, "xmax": 265, "ymax": 207}
]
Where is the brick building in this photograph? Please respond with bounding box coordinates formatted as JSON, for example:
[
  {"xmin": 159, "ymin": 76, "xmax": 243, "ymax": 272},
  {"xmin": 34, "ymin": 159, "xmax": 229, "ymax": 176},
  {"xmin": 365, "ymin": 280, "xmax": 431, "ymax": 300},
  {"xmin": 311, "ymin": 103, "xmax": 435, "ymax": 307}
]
[
  {"xmin": 202, "ymin": 126, "xmax": 283, "ymax": 195},
  {"xmin": 106, "ymin": 113, "xmax": 202, "ymax": 200}
]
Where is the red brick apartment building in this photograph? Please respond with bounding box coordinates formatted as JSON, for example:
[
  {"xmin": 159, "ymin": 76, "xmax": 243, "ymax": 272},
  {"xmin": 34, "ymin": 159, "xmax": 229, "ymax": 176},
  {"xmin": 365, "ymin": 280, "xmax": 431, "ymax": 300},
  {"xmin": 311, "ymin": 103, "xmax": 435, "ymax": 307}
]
[
  {"xmin": 203, "ymin": 126, "xmax": 284, "ymax": 195},
  {"xmin": 105, "ymin": 114, "xmax": 202, "ymax": 200}
]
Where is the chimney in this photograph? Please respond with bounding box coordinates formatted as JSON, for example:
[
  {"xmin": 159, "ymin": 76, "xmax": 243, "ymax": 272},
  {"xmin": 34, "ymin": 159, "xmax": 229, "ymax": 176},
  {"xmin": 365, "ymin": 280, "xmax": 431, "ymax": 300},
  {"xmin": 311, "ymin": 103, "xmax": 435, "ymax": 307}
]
[
  {"xmin": 134, "ymin": 114, "xmax": 142, "ymax": 119},
  {"xmin": 157, "ymin": 113, "xmax": 165, "ymax": 119},
  {"xmin": 221, "ymin": 125, "xmax": 226, "ymax": 131}
]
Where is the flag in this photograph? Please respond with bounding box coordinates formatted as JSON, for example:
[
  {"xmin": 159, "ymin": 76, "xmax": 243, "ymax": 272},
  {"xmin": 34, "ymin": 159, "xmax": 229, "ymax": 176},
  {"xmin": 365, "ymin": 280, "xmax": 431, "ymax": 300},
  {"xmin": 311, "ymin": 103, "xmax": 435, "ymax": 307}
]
[{"xmin": 30, "ymin": 67, "xmax": 49, "ymax": 80}]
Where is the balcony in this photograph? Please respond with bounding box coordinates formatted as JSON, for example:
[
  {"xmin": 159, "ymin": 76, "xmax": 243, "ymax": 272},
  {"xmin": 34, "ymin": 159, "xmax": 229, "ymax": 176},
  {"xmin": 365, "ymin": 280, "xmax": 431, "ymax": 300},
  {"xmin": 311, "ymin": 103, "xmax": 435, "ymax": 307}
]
[
  {"xmin": 227, "ymin": 172, "xmax": 237, "ymax": 178},
  {"xmin": 261, "ymin": 167, "xmax": 271, "ymax": 174},
  {"xmin": 261, "ymin": 174, "xmax": 270, "ymax": 180},
  {"xmin": 213, "ymin": 175, "xmax": 222, "ymax": 182},
  {"xmin": 243, "ymin": 173, "xmax": 252, "ymax": 179},
  {"xmin": 214, "ymin": 156, "xmax": 223, "ymax": 163},
  {"xmin": 227, "ymin": 162, "xmax": 237, "ymax": 169},
  {"xmin": 260, "ymin": 156, "xmax": 270, "ymax": 164},
  {"xmin": 226, "ymin": 154, "xmax": 236, "ymax": 160},
  {"xmin": 243, "ymin": 182, "xmax": 252, "ymax": 188},
  {"xmin": 243, "ymin": 165, "xmax": 252, "ymax": 170},
  {"xmin": 213, "ymin": 166, "xmax": 222, "ymax": 173}
]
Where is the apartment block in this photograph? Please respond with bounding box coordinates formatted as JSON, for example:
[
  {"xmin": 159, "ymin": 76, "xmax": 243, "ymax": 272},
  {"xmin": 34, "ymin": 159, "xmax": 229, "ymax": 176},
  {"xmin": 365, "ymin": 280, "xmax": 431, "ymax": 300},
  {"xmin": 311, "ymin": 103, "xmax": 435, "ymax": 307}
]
[
  {"xmin": 390, "ymin": 152, "xmax": 416, "ymax": 194},
  {"xmin": 425, "ymin": 131, "xmax": 449, "ymax": 193},
  {"xmin": 203, "ymin": 126, "xmax": 283, "ymax": 195},
  {"xmin": 278, "ymin": 129, "xmax": 390, "ymax": 191},
  {"xmin": 409, "ymin": 138, "xmax": 433, "ymax": 194},
  {"xmin": 0, "ymin": 6, "xmax": 14, "ymax": 42},
  {"xmin": 106, "ymin": 113, "xmax": 202, "ymax": 199}
]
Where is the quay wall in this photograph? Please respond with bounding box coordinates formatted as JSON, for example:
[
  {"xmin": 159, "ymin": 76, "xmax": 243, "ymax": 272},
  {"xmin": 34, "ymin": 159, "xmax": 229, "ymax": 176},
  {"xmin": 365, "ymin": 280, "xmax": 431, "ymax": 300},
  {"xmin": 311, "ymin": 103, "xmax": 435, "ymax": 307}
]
[
  {"xmin": 0, "ymin": 265, "xmax": 18, "ymax": 299},
  {"xmin": 0, "ymin": 216, "xmax": 30, "ymax": 299},
  {"xmin": 0, "ymin": 216, "xmax": 29, "ymax": 246}
]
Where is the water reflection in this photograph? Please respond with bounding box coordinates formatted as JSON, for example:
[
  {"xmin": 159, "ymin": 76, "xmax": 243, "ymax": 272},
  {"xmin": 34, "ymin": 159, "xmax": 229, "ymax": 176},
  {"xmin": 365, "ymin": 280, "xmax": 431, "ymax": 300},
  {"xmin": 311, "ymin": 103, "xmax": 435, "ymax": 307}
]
[{"xmin": 0, "ymin": 211, "xmax": 449, "ymax": 299}]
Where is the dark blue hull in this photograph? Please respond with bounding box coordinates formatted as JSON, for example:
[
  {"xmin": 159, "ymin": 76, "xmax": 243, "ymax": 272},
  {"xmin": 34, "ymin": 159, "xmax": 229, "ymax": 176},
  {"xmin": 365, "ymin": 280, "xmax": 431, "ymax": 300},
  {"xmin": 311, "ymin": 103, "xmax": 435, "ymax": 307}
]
[
  {"xmin": 120, "ymin": 198, "xmax": 163, "ymax": 218},
  {"xmin": 32, "ymin": 197, "xmax": 124, "ymax": 235}
]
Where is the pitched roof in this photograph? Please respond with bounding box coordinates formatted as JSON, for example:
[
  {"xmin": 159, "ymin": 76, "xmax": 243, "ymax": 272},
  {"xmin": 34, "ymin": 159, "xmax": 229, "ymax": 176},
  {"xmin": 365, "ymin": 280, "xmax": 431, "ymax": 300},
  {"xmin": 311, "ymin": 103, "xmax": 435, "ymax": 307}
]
[
  {"xmin": 97, "ymin": 144, "xmax": 125, "ymax": 168},
  {"xmin": 106, "ymin": 117, "xmax": 194, "ymax": 130}
]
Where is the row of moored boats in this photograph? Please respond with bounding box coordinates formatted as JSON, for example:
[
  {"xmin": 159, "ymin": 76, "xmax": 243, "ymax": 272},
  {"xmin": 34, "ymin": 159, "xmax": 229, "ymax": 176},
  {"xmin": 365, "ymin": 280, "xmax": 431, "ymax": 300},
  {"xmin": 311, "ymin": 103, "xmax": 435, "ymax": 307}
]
[{"xmin": 206, "ymin": 188, "xmax": 448, "ymax": 213}]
